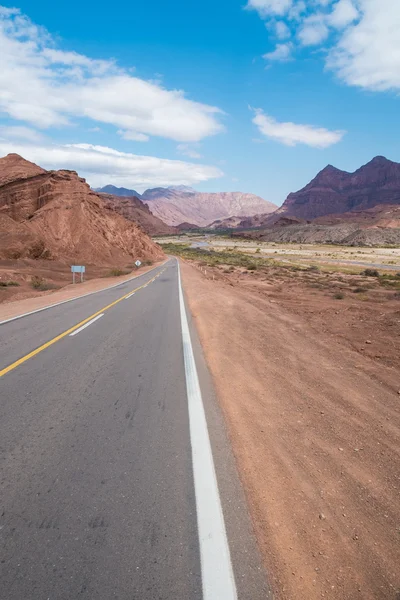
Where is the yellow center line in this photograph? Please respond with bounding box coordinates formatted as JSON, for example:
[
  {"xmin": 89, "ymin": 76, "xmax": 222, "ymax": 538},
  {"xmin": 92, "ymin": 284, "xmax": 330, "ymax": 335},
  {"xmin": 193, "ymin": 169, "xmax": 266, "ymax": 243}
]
[{"xmin": 0, "ymin": 267, "xmax": 166, "ymax": 378}]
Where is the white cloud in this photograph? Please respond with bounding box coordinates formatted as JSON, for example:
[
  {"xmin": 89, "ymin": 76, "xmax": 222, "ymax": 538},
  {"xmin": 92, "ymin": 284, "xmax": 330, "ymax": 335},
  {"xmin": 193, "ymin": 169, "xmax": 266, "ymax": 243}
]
[
  {"xmin": 263, "ymin": 42, "xmax": 293, "ymax": 61},
  {"xmin": 249, "ymin": 0, "xmax": 400, "ymax": 94},
  {"xmin": 0, "ymin": 7, "xmax": 224, "ymax": 142},
  {"xmin": 275, "ymin": 21, "xmax": 291, "ymax": 39},
  {"xmin": 252, "ymin": 108, "xmax": 345, "ymax": 147},
  {"xmin": 117, "ymin": 130, "xmax": 149, "ymax": 142},
  {"xmin": 298, "ymin": 14, "xmax": 329, "ymax": 45},
  {"xmin": 246, "ymin": 0, "xmax": 293, "ymax": 17},
  {"xmin": 0, "ymin": 125, "xmax": 44, "ymax": 142},
  {"xmin": 327, "ymin": 0, "xmax": 400, "ymax": 91},
  {"xmin": 177, "ymin": 144, "xmax": 202, "ymax": 159},
  {"xmin": 0, "ymin": 140, "xmax": 223, "ymax": 189},
  {"xmin": 246, "ymin": 0, "xmax": 400, "ymax": 91},
  {"xmin": 328, "ymin": 0, "xmax": 358, "ymax": 28}
]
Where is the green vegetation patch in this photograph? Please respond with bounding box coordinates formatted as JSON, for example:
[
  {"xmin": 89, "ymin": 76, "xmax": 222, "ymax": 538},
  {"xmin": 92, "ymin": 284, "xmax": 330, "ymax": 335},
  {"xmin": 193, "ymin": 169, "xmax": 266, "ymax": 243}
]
[{"xmin": 161, "ymin": 243, "xmax": 270, "ymax": 270}]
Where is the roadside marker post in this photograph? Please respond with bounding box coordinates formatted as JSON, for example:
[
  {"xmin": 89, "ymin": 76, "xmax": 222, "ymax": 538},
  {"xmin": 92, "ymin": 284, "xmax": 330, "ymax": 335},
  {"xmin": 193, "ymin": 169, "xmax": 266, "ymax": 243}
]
[
  {"xmin": 71, "ymin": 265, "xmax": 85, "ymax": 284},
  {"xmin": 135, "ymin": 260, "xmax": 142, "ymax": 268}
]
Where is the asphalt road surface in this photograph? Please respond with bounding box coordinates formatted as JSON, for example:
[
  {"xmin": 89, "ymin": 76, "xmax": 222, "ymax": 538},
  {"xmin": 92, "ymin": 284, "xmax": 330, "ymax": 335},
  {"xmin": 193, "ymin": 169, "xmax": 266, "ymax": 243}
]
[{"xmin": 0, "ymin": 259, "xmax": 270, "ymax": 600}]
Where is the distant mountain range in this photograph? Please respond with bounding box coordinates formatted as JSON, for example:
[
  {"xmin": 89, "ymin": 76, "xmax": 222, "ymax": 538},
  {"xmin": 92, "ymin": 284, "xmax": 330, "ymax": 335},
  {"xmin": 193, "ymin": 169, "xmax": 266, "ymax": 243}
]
[
  {"xmin": 95, "ymin": 184, "xmax": 142, "ymax": 198},
  {"xmin": 275, "ymin": 156, "xmax": 400, "ymax": 221},
  {"xmin": 230, "ymin": 156, "xmax": 400, "ymax": 246},
  {"xmin": 95, "ymin": 185, "xmax": 276, "ymax": 227}
]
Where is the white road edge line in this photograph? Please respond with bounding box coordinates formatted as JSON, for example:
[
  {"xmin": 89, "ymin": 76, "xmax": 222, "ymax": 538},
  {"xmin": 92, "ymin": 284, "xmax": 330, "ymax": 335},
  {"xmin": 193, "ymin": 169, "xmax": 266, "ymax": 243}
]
[
  {"xmin": 69, "ymin": 314, "xmax": 104, "ymax": 337},
  {"xmin": 177, "ymin": 260, "xmax": 237, "ymax": 600},
  {"xmin": 0, "ymin": 260, "xmax": 169, "ymax": 326}
]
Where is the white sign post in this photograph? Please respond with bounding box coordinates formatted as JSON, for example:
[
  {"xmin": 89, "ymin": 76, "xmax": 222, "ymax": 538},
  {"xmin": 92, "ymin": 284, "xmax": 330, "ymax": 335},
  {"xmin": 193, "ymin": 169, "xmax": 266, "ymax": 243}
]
[
  {"xmin": 135, "ymin": 260, "xmax": 141, "ymax": 268},
  {"xmin": 71, "ymin": 265, "xmax": 86, "ymax": 283}
]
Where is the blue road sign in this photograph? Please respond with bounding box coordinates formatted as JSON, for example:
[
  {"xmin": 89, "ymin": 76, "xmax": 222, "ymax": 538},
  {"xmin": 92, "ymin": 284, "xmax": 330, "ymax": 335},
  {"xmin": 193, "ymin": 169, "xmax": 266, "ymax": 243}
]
[{"xmin": 71, "ymin": 266, "xmax": 85, "ymax": 273}]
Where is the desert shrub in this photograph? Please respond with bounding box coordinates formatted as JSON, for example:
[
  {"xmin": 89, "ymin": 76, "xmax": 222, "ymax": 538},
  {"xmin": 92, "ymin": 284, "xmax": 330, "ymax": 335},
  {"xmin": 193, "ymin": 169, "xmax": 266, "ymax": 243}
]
[
  {"xmin": 141, "ymin": 259, "xmax": 154, "ymax": 266},
  {"xmin": 247, "ymin": 263, "xmax": 257, "ymax": 271},
  {"xmin": 28, "ymin": 240, "xmax": 46, "ymax": 259},
  {"xmin": 108, "ymin": 268, "xmax": 128, "ymax": 276},
  {"xmin": 31, "ymin": 275, "xmax": 58, "ymax": 291},
  {"xmin": 353, "ymin": 287, "xmax": 367, "ymax": 293},
  {"xmin": 255, "ymin": 248, "xmax": 261, "ymax": 253},
  {"xmin": 7, "ymin": 281, "xmax": 20, "ymax": 287},
  {"xmin": 362, "ymin": 268, "xmax": 379, "ymax": 277},
  {"xmin": 0, "ymin": 281, "xmax": 7, "ymax": 287},
  {"xmin": 333, "ymin": 292, "xmax": 345, "ymax": 299},
  {"xmin": 306, "ymin": 265, "xmax": 320, "ymax": 272},
  {"xmin": 31, "ymin": 275, "xmax": 43, "ymax": 289},
  {"xmin": 6, "ymin": 250, "xmax": 22, "ymax": 259}
]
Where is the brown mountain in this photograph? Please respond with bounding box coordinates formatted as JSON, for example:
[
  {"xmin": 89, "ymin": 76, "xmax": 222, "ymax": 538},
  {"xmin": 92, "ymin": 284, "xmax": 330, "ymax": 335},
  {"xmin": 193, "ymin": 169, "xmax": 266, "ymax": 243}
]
[
  {"xmin": 207, "ymin": 216, "xmax": 245, "ymax": 230},
  {"xmin": 314, "ymin": 204, "xmax": 400, "ymax": 228},
  {"xmin": 99, "ymin": 193, "xmax": 175, "ymax": 235},
  {"xmin": 276, "ymin": 156, "xmax": 400, "ymax": 221},
  {"xmin": 0, "ymin": 154, "xmax": 164, "ymax": 264},
  {"xmin": 140, "ymin": 188, "xmax": 276, "ymax": 227}
]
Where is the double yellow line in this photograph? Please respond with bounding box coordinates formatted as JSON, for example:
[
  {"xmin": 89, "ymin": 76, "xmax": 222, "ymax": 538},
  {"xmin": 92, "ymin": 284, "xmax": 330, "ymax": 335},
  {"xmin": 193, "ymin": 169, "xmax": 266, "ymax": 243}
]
[{"xmin": 0, "ymin": 267, "xmax": 165, "ymax": 378}]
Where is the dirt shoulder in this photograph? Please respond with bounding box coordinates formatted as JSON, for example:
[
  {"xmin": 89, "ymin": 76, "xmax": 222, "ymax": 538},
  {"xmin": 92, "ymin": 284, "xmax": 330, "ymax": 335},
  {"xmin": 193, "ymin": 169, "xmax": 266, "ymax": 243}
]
[
  {"xmin": 0, "ymin": 260, "xmax": 165, "ymax": 322},
  {"xmin": 180, "ymin": 259, "xmax": 400, "ymax": 600}
]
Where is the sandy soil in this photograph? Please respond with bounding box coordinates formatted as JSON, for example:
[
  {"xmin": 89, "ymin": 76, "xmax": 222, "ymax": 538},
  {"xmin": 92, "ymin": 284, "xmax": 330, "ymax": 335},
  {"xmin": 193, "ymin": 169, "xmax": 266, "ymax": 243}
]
[
  {"xmin": 180, "ymin": 259, "xmax": 400, "ymax": 600},
  {"xmin": 0, "ymin": 259, "xmax": 165, "ymax": 322}
]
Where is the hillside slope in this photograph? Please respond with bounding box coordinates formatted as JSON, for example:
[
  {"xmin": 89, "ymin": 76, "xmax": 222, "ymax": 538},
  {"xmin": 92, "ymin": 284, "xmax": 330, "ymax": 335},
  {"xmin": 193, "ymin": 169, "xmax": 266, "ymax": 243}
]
[
  {"xmin": 276, "ymin": 156, "xmax": 400, "ymax": 221},
  {"xmin": 0, "ymin": 154, "xmax": 164, "ymax": 264},
  {"xmin": 142, "ymin": 188, "xmax": 276, "ymax": 227},
  {"xmin": 99, "ymin": 193, "xmax": 175, "ymax": 235}
]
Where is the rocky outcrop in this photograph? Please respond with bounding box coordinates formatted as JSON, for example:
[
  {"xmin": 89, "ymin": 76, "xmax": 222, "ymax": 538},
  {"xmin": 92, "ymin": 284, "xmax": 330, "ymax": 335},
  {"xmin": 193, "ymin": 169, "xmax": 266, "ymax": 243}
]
[
  {"xmin": 99, "ymin": 193, "xmax": 176, "ymax": 235},
  {"xmin": 176, "ymin": 222, "xmax": 199, "ymax": 232},
  {"xmin": 277, "ymin": 156, "xmax": 400, "ymax": 221},
  {"xmin": 236, "ymin": 223, "xmax": 400, "ymax": 246},
  {"xmin": 0, "ymin": 153, "xmax": 45, "ymax": 186},
  {"xmin": 207, "ymin": 216, "xmax": 244, "ymax": 230},
  {"xmin": 0, "ymin": 154, "xmax": 164, "ymax": 264}
]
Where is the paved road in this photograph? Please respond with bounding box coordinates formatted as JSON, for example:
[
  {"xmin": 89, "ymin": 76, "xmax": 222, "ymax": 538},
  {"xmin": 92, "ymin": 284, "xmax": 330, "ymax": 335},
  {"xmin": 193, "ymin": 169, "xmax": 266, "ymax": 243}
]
[{"xmin": 0, "ymin": 260, "xmax": 270, "ymax": 600}]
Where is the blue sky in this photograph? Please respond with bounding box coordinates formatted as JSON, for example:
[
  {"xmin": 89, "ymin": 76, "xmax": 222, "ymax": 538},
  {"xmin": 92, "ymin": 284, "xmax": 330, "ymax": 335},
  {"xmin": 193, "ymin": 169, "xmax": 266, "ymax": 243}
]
[{"xmin": 0, "ymin": 0, "xmax": 399, "ymax": 206}]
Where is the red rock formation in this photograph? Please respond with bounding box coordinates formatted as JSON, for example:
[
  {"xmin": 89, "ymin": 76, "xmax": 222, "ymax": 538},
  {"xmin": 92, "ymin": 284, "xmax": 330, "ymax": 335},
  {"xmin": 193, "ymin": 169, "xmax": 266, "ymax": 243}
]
[
  {"xmin": 99, "ymin": 193, "xmax": 175, "ymax": 235},
  {"xmin": 0, "ymin": 154, "xmax": 164, "ymax": 264}
]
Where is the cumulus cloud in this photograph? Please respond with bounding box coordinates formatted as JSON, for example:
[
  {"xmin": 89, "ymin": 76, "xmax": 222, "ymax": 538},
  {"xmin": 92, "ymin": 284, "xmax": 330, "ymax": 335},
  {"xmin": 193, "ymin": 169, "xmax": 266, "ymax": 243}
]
[
  {"xmin": 328, "ymin": 0, "xmax": 358, "ymax": 28},
  {"xmin": 0, "ymin": 6, "xmax": 224, "ymax": 142},
  {"xmin": 252, "ymin": 108, "xmax": 345, "ymax": 147},
  {"xmin": 327, "ymin": 0, "xmax": 400, "ymax": 91},
  {"xmin": 248, "ymin": 0, "xmax": 400, "ymax": 93},
  {"xmin": 298, "ymin": 14, "xmax": 329, "ymax": 46},
  {"xmin": 0, "ymin": 140, "xmax": 223, "ymax": 189},
  {"xmin": 263, "ymin": 42, "xmax": 293, "ymax": 61}
]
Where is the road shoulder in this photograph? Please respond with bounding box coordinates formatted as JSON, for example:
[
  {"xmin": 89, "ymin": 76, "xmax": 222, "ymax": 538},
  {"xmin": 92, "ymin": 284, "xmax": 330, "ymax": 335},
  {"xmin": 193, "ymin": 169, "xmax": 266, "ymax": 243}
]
[
  {"xmin": 0, "ymin": 260, "xmax": 166, "ymax": 323},
  {"xmin": 180, "ymin": 258, "xmax": 400, "ymax": 600}
]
